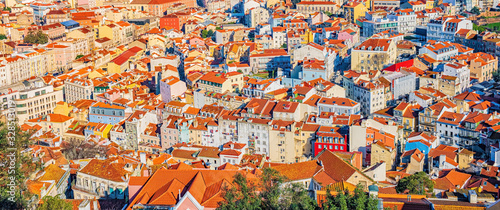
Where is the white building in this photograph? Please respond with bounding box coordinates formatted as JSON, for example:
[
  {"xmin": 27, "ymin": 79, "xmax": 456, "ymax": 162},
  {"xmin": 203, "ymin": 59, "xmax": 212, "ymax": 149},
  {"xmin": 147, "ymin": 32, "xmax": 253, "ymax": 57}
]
[
  {"xmin": 317, "ymin": 97, "xmax": 361, "ymax": 115},
  {"xmin": 443, "ymin": 62, "xmax": 470, "ymax": 93},
  {"xmin": 237, "ymin": 118, "xmax": 271, "ymax": 156},
  {"xmin": 14, "ymin": 81, "xmax": 63, "ymax": 124},
  {"xmin": 65, "ymin": 78, "xmax": 94, "ymax": 103},
  {"xmin": 427, "ymin": 15, "xmax": 472, "ymax": 42}
]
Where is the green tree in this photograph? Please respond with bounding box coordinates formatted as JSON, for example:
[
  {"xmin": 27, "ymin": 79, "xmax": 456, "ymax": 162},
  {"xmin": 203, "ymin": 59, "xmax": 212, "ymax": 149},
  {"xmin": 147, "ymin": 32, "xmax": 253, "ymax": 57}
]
[
  {"xmin": 396, "ymin": 171, "xmax": 434, "ymax": 195},
  {"xmin": 24, "ymin": 30, "xmax": 49, "ymax": 44},
  {"xmin": 218, "ymin": 168, "xmax": 318, "ymax": 210},
  {"xmin": 217, "ymin": 173, "xmax": 261, "ymax": 210},
  {"xmin": 207, "ymin": 29, "xmax": 214, "ymax": 37},
  {"xmin": 37, "ymin": 196, "xmax": 72, "ymax": 210},
  {"xmin": 471, "ymin": 6, "xmax": 481, "ymax": 15},
  {"xmin": 493, "ymin": 71, "xmax": 500, "ymax": 82},
  {"xmin": 3, "ymin": 7, "xmax": 11, "ymax": 11},
  {"xmin": 0, "ymin": 34, "xmax": 7, "ymax": 40},
  {"xmin": 281, "ymin": 43, "xmax": 287, "ymax": 49},
  {"xmin": 0, "ymin": 122, "xmax": 38, "ymax": 209},
  {"xmin": 201, "ymin": 30, "xmax": 209, "ymax": 38},
  {"xmin": 322, "ymin": 185, "xmax": 378, "ymax": 210},
  {"xmin": 473, "ymin": 23, "xmax": 486, "ymax": 33},
  {"xmin": 75, "ymin": 55, "xmax": 84, "ymax": 59}
]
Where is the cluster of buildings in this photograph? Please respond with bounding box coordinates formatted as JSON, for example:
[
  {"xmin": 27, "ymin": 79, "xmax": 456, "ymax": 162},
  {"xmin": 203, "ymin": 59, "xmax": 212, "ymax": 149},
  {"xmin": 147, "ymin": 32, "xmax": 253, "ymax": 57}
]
[{"xmin": 3, "ymin": 0, "xmax": 500, "ymax": 209}]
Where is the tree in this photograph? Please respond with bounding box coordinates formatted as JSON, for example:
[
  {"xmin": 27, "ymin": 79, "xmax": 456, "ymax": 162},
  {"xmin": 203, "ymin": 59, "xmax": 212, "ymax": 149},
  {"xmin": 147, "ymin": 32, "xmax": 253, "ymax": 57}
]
[
  {"xmin": 217, "ymin": 173, "xmax": 261, "ymax": 210},
  {"xmin": 61, "ymin": 138, "xmax": 107, "ymax": 160},
  {"xmin": 0, "ymin": 122, "xmax": 38, "ymax": 209},
  {"xmin": 201, "ymin": 30, "xmax": 209, "ymax": 38},
  {"xmin": 75, "ymin": 55, "xmax": 84, "ymax": 59},
  {"xmin": 473, "ymin": 23, "xmax": 486, "ymax": 33},
  {"xmin": 207, "ymin": 29, "xmax": 214, "ymax": 37},
  {"xmin": 23, "ymin": 30, "xmax": 48, "ymax": 44},
  {"xmin": 322, "ymin": 185, "xmax": 378, "ymax": 210},
  {"xmin": 493, "ymin": 71, "xmax": 500, "ymax": 82},
  {"xmin": 218, "ymin": 168, "xmax": 318, "ymax": 210},
  {"xmin": 0, "ymin": 34, "xmax": 7, "ymax": 40},
  {"xmin": 396, "ymin": 171, "xmax": 434, "ymax": 195},
  {"xmin": 3, "ymin": 7, "xmax": 11, "ymax": 11},
  {"xmin": 471, "ymin": 6, "xmax": 481, "ymax": 15},
  {"xmin": 281, "ymin": 43, "xmax": 287, "ymax": 49},
  {"xmin": 37, "ymin": 196, "xmax": 72, "ymax": 210}
]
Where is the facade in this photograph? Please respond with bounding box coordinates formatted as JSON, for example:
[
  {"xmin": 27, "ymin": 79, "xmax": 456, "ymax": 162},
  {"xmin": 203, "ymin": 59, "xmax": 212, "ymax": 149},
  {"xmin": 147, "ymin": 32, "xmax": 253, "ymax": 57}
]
[
  {"xmin": 65, "ymin": 78, "xmax": 94, "ymax": 103},
  {"xmin": 427, "ymin": 16, "xmax": 472, "ymax": 42},
  {"xmin": 15, "ymin": 83, "xmax": 63, "ymax": 124},
  {"xmin": 73, "ymin": 158, "xmax": 131, "ymax": 200},
  {"xmin": 351, "ymin": 39, "xmax": 396, "ymax": 71},
  {"xmin": 89, "ymin": 102, "xmax": 126, "ymax": 125}
]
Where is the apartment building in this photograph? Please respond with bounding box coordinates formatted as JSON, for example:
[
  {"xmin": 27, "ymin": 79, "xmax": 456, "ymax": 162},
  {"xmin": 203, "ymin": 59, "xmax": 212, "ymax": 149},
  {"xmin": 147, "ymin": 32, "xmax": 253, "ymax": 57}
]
[
  {"xmin": 65, "ymin": 78, "xmax": 94, "ymax": 103},
  {"xmin": 427, "ymin": 15, "xmax": 472, "ymax": 42},
  {"xmin": 1, "ymin": 50, "xmax": 54, "ymax": 86},
  {"xmin": 14, "ymin": 81, "xmax": 63, "ymax": 124},
  {"xmin": 343, "ymin": 71, "xmax": 386, "ymax": 117},
  {"xmin": 247, "ymin": 7, "xmax": 269, "ymax": 28},
  {"xmin": 351, "ymin": 38, "xmax": 396, "ymax": 71},
  {"xmin": 452, "ymin": 52, "xmax": 498, "ymax": 82},
  {"xmin": 73, "ymin": 158, "xmax": 132, "ymax": 200},
  {"xmin": 249, "ymin": 49, "xmax": 291, "ymax": 73}
]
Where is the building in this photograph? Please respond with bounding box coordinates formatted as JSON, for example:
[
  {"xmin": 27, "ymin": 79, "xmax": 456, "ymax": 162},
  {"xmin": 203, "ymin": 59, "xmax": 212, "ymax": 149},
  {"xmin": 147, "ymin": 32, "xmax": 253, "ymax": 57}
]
[
  {"xmin": 247, "ymin": 7, "xmax": 269, "ymax": 28},
  {"xmin": 443, "ymin": 62, "xmax": 470, "ymax": 94},
  {"xmin": 88, "ymin": 102, "xmax": 126, "ymax": 125},
  {"xmin": 160, "ymin": 76, "xmax": 187, "ymax": 103},
  {"xmin": 73, "ymin": 158, "xmax": 132, "ymax": 200},
  {"xmin": 343, "ymin": 71, "xmax": 386, "ymax": 117},
  {"xmin": 196, "ymin": 72, "xmax": 244, "ymax": 94},
  {"xmin": 65, "ymin": 78, "xmax": 94, "ymax": 103},
  {"xmin": 344, "ymin": 2, "xmax": 368, "ymax": 23},
  {"xmin": 452, "ymin": 52, "xmax": 498, "ymax": 82},
  {"xmin": 427, "ymin": 15, "xmax": 472, "ymax": 42},
  {"xmin": 14, "ymin": 81, "xmax": 63, "ymax": 124},
  {"xmin": 296, "ymin": 2, "xmax": 340, "ymax": 15},
  {"xmin": 351, "ymin": 38, "xmax": 397, "ymax": 71},
  {"xmin": 249, "ymin": 49, "xmax": 291, "ymax": 73}
]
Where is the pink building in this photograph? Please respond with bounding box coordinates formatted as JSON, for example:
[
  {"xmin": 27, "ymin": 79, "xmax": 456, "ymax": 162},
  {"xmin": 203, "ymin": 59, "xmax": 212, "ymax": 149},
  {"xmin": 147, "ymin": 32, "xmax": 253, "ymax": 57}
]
[
  {"xmin": 161, "ymin": 115, "xmax": 180, "ymax": 149},
  {"xmin": 337, "ymin": 28, "xmax": 359, "ymax": 48},
  {"xmin": 160, "ymin": 76, "xmax": 186, "ymax": 103},
  {"xmin": 46, "ymin": 43, "xmax": 73, "ymax": 70}
]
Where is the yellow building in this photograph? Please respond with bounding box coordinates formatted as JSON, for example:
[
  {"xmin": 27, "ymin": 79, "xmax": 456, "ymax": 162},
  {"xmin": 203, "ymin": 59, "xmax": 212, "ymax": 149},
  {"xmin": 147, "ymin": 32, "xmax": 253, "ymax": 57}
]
[
  {"xmin": 300, "ymin": 29, "xmax": 314, "ymax": 44},
  {"xmin": 344, "ymin": 2, "xmax": 368, "ymax": 23},
  {"xmin": 351, "ymin": 38, "xmax": 396, "ymax": 72},
  {"xmin": 85, "ymin": 122, "xmax": 113, "ymax": 139},
  {"xmin": 98, "ymin": 24, "xmax": 121, "ymax": 47},
  {"xmin": 425, "ymin": 0, "xmax": 434, "ymax": 9},
  {"xmin": 458, "ymin": 149, "xmax": 474, "ymax": 169},
  {"xmin": 53, "ymin": 102, "xmax": 72, "ymax": 116},
  {"xmin": 196, "ymin": 71, "xmax": 244, "ymax": 94},
  {"xmin": 107, "ymin": 47, "xmax": 143, "ymax": 74},
  {"xmin": 26, "ymin": 114, "xmax": 74, "ymax": 136},
  {"xmin": 370, "ymin": 141, "xmax": 396, "ymax": 171}
]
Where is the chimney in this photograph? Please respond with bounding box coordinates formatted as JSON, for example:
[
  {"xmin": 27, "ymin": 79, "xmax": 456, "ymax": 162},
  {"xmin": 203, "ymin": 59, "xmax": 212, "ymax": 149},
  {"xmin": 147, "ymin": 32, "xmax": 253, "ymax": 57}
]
[
  {"xmin": 140, "ymin": 152, "xmax": 146, "ymax": 164},
  {"xmin": 469, "ymin": 190, "xmax": 478, "ymax": 204}
]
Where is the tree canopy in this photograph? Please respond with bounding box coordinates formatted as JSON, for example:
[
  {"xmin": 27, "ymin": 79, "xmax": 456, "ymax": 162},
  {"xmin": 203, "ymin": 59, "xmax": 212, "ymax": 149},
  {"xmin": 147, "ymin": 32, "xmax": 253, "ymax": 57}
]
[
  {"xmin": 321, "ymin": 185, "xmax": 379, "ymax": 210},
  {"xmin": 0, "ymin": 122, "xmax": 38, "ymax": 209},
  {"xmin": 37, "ymin": 196, "xmax": 72, "ymax": 210},
  {"xmin": 218, "ymin": 168, "xmax": 317, "ymax": 210},
  {"xmin": 218, "ymin": 168, "xmax": 378, "ymax": 210},
  {"xmin": 23, "ymin": 30, "xmax": 49, "ymax": 44},
  {"xmin": 471, "ymin": 7, "xmax": 481, "ymax": 15},
  {"xmin": 396, "ymin": 171, "xmax": 434, "ymax": 195}
]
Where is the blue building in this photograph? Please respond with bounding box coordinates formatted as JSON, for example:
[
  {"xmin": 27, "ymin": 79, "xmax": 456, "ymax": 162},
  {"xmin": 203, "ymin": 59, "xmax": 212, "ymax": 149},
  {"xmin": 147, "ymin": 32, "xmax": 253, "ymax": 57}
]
[
  {"xmin": 89, "ymin": 102, "xmax": 126, "ymax": 124},
  {"xmin": 30, "ymin": 3, "xmax": 57, "ymax": 25}
]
